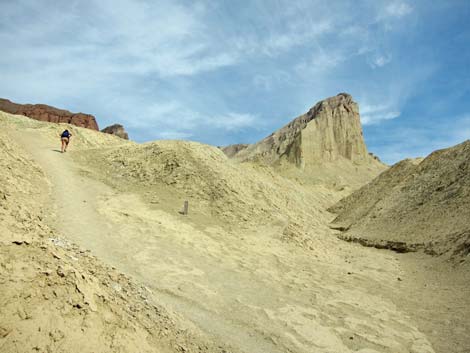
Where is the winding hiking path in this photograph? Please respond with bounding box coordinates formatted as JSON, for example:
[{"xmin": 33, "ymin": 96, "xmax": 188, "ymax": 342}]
[{"xmin": 13, "ymin": 128, "xmax": 440, "ymax": 353}]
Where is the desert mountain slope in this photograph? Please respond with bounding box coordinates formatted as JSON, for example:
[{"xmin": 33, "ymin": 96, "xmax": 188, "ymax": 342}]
[
  {"xmin": 330, "ymin": 140, "xmax": 470, "ymax": 258},
  {"xmin": 227, "ymin": 93, "xmax": 387, "ymax": 188},
  {"xmin": 0, "ymin": 111, "xmax": 445, "ymax": 353},
  {"xmin": 0, "ymin": 97, "xmax": 99, "ymax": 130}
]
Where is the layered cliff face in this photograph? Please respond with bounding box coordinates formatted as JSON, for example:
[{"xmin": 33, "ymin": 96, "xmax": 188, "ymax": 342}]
[
  {"xmin": 231, "ymin": 93, "xmax": 374, "ymax": 168},
  {"xmin": 0, "ymin": 98, "xmax": 99, "ymax": 130},
  {"xmin": 101, "ymin": 124, "xmax": 129, "ymax": 140}
]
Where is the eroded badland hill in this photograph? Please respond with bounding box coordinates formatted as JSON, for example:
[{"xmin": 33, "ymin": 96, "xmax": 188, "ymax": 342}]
[
  {"xmin": 1, "ymin": 94, "xmax": 469, "ymax": 353},
  {"xmin": 330, "ymin": 142, "xmax": 470, "ymax": 258}
]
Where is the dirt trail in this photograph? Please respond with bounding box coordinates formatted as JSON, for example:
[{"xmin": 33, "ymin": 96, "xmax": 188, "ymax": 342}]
[
  {"xmin": 15, "ymin": 132, "xmax": 123, "ymax": 266},
  {"xmin": 15, "ymin": 129, "xmax": 436, "ymax": 353}
]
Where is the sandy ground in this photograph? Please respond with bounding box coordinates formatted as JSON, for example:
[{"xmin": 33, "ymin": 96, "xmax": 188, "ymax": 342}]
[
  {"xmin": 2, "ymin": 114, "xmax": 468, "ymax": 352},
  {"xmin": 393, "ymin": 253, "xmax": 470, "ymax": 353},
  {"xmin": 10, "ymin": 127, "xmax": 435, "ymax": 352}
]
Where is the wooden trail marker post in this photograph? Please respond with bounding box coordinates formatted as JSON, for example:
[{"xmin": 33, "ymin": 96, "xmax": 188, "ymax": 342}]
[{"xmin": 180, "ymin": 200, "xmax": 189, "ymax": 215}]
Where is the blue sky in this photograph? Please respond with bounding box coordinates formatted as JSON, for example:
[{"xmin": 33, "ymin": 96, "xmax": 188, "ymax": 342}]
[{"xmin": 1, "ymin": 0, "xmax": 469, "ymax": 164}]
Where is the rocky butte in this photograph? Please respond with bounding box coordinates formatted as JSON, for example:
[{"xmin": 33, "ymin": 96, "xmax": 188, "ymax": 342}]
[
  {"xmin": 223, "ymin": 93, "xmax": 385, "ymax": 188},
  {"xmin": 227, "ymin": 93, "xmax": 378, "ymax": 167},
  {"xmin": 101, "ymin": 124, "xmax": 129, "ymax": 140},
  {"xmin": 0, "ymin": 98, "xmax": 99, "ymax": 130}
]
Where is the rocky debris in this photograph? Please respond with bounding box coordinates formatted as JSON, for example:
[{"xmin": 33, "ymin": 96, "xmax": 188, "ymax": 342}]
[
  {"xmin": 232, "ymin": 93, "xmax": 379, "ymax": 168},
  {"xmin": 220, "ymin": 144, "xmax": 249, "ymax": 158},
  {"xmin": 0, "ymin": 98, "xmax": 99, "ymax": 130},
  {"xmin": 101, "ymin": 123, "xmax": 129, "ymax": 140},
  {"xmin": 338, "ymin": 235, "xmax": 418, "ymax": 253},
  {"xmin": 329, "ymin": 140, "xmax": 470, "ymax": 260},
  {"xmin": 1, "ymin": 234, "xmax": 234, "ymax": 353}
]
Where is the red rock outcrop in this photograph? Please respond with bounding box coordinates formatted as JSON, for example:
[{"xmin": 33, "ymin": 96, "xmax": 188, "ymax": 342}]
[
  {"xmin": 0, "ymin": 98, "xmax": 99, "ymax": 130},
  {"xmin": 101, "ymin": 124, "xmax": 129, "ymax": 140}
]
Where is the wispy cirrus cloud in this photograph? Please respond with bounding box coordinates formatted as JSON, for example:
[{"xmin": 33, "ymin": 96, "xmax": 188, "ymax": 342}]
[
  {"xmin": 360, "ymin": 104, "xmax": 401, "ymax": 125},
  {"xmin": 0, "ymin": 0, "xmax": 417, "ymax": 91},
  {"xmin": 0, "ymin": 0, "xmax": 240, "ymax": 86},
  {"xmin": 125, "ymin": 100, "xmax": 260, "ymax": 142},
  {"xmin": 253, "ymin": 71, "xmax": 292, "ymax": 91},
  {"xmin": 385, "ymin": 1, "xmax": 413, "ymax": 18},
  {"xmin": 369, "ymin": 54, "xmax": 393, "ymax": 68},
  {"xmin": 295, "ymin": 49, "xmax": 347, "ymax": 76},
  {"xmin": 260, "ymin": 21, "xmax": 333, "ymax": 56}
]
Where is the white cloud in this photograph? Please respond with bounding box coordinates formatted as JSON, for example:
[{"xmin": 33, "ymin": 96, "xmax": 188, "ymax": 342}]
[
  {"xmin": 0, "ymin": 0, "xmax": 416, "ymax": 87},
  {"xmin": 124, "ymin": 99, "xmax": 259, "ymax": 141},
  {"xmin": 211, "ymin": 113, "xmax": 258, "ymax": 131},
  {"xmin": 385, "ymin": 2, "xmax": 413, "ymax": 18},
  {"xmin": 295, "ymin": 49, "xmax": 346, "ymax": 76},
  {"xmin": 261, "ymin": 21, "xmax": 332, "ymax": 56},
  {"xmin": 253, "ymin": 71, "xmax": 291, "ymax": 90},
  {"xmin": 370, "ymin": 54, "xmax": 392, "ymax": 68},
  {"xmin": 360, "ymin": 104, "xmax": 401, "ymax": 125},
  {"xmin": 0, "ymin": 0, "xmax": 236, "ymax": 83}
]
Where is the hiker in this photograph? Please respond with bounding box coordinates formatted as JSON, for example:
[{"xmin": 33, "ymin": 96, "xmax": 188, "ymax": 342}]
[{"xmin": 60, "ymin": 129, "xmax": 72, "ymax": 153}]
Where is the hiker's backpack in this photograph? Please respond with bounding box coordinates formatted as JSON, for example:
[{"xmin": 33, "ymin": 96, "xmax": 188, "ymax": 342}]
[{"xmin": 61, "ymin": 130, "xmax": 70, "ymax": 138}]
